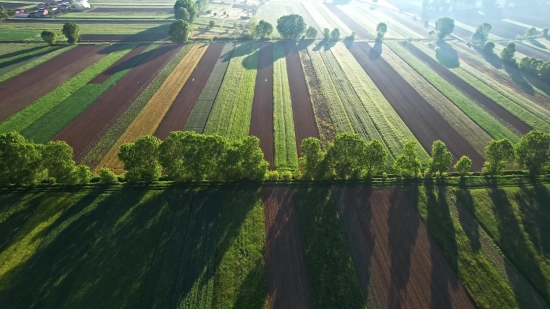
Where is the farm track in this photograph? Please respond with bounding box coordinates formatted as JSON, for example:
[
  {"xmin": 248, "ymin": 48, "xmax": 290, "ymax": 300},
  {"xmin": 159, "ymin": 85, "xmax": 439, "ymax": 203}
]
[
  {"xmin": 154, "ymin": 43, "xmax": 224, "ymax": 140},
  {"xmin": 0, "ymin": 45, "xmax": 106, "ymax": 122},
  {"xmin": 88, "ymin": 44, "xmax": 149, "ymax": 84},
  {"xmin": 80, "ymin": 33, "xmax": 169, "ymax": 41},
  {"xmin": 249, "ymin": 42, "xmax": 275, "ymax": 170},
  {"xmin": 324, "ymin": 4, "xmax": 374, "ymax": 40},
  {"xmin": 333, "ymin": 187, "xmax": 477, "ymax": 309},
  {"xmin": 283, "ymin": 41, "xmax": 319, "ymax": 151},
  {"xmin": 54, "ymin": 44, "xmax": 181, "ymax": 161},
  {"xmin": 351, "ymin": 42, "xmax": 484, "ymax": 170},
  {"xmin": 404, "ymin": 42, "xmax": 533, "ymax": 135},
  {"xmin": 100, "ymin": 44, "xmax": 207, "ymax": 174},
  {"xmin": 89, "ymin": 7, "xmax": 173, "ymax": 13},
  {"xmin": 263, "ymin": 188, "xmax": 314, "ymax": 309}
]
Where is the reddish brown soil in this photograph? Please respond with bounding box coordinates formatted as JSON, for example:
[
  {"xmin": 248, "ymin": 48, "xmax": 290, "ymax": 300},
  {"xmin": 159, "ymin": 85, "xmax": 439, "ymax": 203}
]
[
  {"xmin": 80, "ymin": 33, "xmax": 169, "ymax": 42},
  {"xmin": 88, "ymin": 44, "xmax": 149, "ymax": 84},
  {"xmin": 263, "ymin": 188, "xmax": 314, "ymax": 309},
  {"xmin": 54, "ymin": 44, "xmax": 181, "ymax": 161},
  {"xmin": 154, "ymin": 43, "xmax": 225, "ymax": 140},
  {"xmin": 351, "ymin": 42, "xmax": 484, "ymax": 170},
  {"xmin": 333, "ymin": 187, "xmax": 476, "ymax": 309},
  {"xmin": 89, "ymin": 7, "xmax": 173, "ymax": 13},
  {"xmin": 324, "ymin": 4, "xmax": 375, "ymax": 40},
  {"xmin": 404, "ymin": 42, "xmax": 533, "ymax": 134},
  {"xmin": 0, "ymin": 45, "xmax": 107, "ymax": 122},
  {"xmin": 248, "ymin": 42, "xmax": 275, "ymax": 170},
  {"xmin": 282, "ymin": 41, "xmax": 320, "ymax": 153}
]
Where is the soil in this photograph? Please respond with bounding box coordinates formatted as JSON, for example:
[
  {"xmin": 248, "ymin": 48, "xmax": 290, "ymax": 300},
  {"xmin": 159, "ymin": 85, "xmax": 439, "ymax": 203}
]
[
  {"xmin": 351, "ymin": 42, "xmax": 485, "ymax": 170},
  {"xmin": 0, "ymin": 45, "xmax": 107, "ymax": 122},
  {"xmin": 53, "ymin": 44, "xmax": 181, "ymax": 161},
  {"xmin": 248, "ymin": 42, "xmax": 275, "ymax": 170},
  {"xmin": 333, "ymin": 187, "xmax": 477, "ymax": 309},
  {"xmin": 324, "ymin": 4, "xmax": 375, "ymax": 40},
  {"xmin": 282, "ymin": 41, "xmax": 320, "ymax": 152},
  {"xmin": 0, "ymin": 2, "xmax": 29, "ymax": 9},
  {"xmin": 80, "ymin": 33, "xmax": 169, "ymax": 42},
  {"xmin": 154, "ymin": 43, "xmax": 225, "ymax": 140},
  {"xmin": 404, "ymin": 41, "xmax": 533, "ymax": 135},
  {"xmin": 89, "ymin": 7, "xmax": 173, "ymax": 13},
  {"xmin": 263, "ymin": 188, "xmax": 314, "ymax": 309},
  {"xmin": 88, "ymin": 44, "xmax": 149, "ymax": 84}
]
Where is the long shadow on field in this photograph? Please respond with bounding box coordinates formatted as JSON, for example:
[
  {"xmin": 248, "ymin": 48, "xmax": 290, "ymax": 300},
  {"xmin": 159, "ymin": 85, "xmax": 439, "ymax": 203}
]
[
  {"xmin": 0, "ymin": 192, "xmax": 43, "ymax": 253},
  {"xmin": 297, "ymin": 39, "xmax": 315, "ymax": 52},
  {"xmin": 0, "ymin": 46, "xmax": 63, "ymax": 69},
  {"xmin": 528, "ymin": 39, "xmax": 548, "ymax": 49},
  {"xmin": 454, "ymin": 184, "xmax": 482, "ymax": 252},
  {"xmin": 312, "ymin": 40, "xmax": 336, "ymax": 52},
  {"xmin": 435, "ymin": 42, "xmax": 460, "ymax": 68},
  {"xmin": 368, "ymin": 41, "xmax": 382, "ymax": 60},
  {"xmin": 0, "ymin": 45, "xmax": 48, "ymax": 61}
]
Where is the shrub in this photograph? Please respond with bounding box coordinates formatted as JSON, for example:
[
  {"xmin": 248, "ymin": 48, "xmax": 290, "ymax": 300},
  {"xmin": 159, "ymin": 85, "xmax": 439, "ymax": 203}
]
[{"xmin": 99, "ymin": 167, "xmax": 118, "ymax": 184}]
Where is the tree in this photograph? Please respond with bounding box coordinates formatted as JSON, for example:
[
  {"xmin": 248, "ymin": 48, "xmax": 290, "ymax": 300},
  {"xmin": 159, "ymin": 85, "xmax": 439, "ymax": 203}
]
[
  {"xmin": 174, "ymin": 0, "xmax": 198, "ymax": 22},
  {"xmin": 323, "ymin": 28, "xmax": 330, "ymax": 40},
  {"xmin": 248, "ymin": 16, "xmax": 258, "ymax": 34},
  {"xmin": 70, "ymin": 165, "xmax": 92, "ymax": 185},
  {"xmin": 305, "ymin": 26, "xmax": 317, "ymax": 39},
  {"xmin": 208, "ymin": 20, "xmax": 215, "ymax": 28},
  {"xmin": 428, "ymin": 140, "xmax": 453, "ymax": 176},
  {"xmin": 471, "ymin": 23, "xmax": 492, "ymax": 45},
  {"xmin": 515, "ymin": 130, "xmax": 550, "ymax": 175},
  {"xmin": 276, "ymin": 14, "xmax": 306, "ymax": 39},
  {"xmin": 376, "ymin": 22, "xmax": 387, "ymax": 42},
  {"xmin": 0, "ymin": 132, "xmax": 43, "ymax": 186},
  {"xmin": 324, "ymin": 133, "xmax": 368, "ymax": 179},
  {"xmin": 543, "ymin": 28, "xmax": 549, "ymax": 37},
  {"xmin": 41, "ymin": 30, "xmax": 57, "ymax": 45},
  {"xmin": 454, "ymin": 156, "xmax": 472, "ymax": 176},
  {"xmin": 99, "ymin": 167, "xmax": 118, "ymax": 184},
  {"xmin": 299, "ymin": 137, "xmax": 325, "ymax": 180},
  {"xmin": 540, "ymin": 61, "xmax": 550, "ymax": 82},
  {"xmin": 364, "ymin": 140, "xmax": 387, "ymax": 177},
  {"xmin": 330, "ymin": 28, "xmax": 340, "ymax": 41},
  {"xmin": 500, "ymin": 42, "xmax": 516, "ymax": 63},
  {"xmin": 42, "ymin": 141, "xmax": 76, "ymax": 183},
  {"xmin": 482, "ymin": 139, "xmax": 514, "ymax": 175},
  {"xmin": 524, "ymin": 27, "xmax": 537, "ymax": 38},
  {"xmin": 254, "ymin": 20, "xmax": 273, "ymax": 39},
  {"xmin": 519, "ymin": 57, "xmax": 543, "ymax": 74},
  {"xmin": 346, "ymin": 31, "xmax": 356, "ymax": 41},
  {"xmin": 221, "ymin": 136, "xmax": 268, "ymax": 180},
  {"xmin": 434, "ymin": 17, "xmax": 454, "ymax": 41},
  {"xmin": 483, "ymin": 41, "xmax": 495, "ymax": 54},
  {"xmin": 169, "ymin": 19, "xmax": 190, "ymax": 43},
  {"xmin": 393, "ymin": 141, "xmax": 422, "ymax": 177},
  {"xmin": 175, "ymin": 7, "xmax": 190, "ymax": 21},
  {"xmin": 62, "ymin": 22, "xmax": 80, "ymax": 44},
  {"xmin": 118, "ymin": 135, "xmax": 162, "ymax": 182}
]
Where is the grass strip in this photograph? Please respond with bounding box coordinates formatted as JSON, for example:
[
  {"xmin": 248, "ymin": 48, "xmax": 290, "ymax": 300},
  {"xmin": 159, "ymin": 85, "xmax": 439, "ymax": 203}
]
[
  {"xmin": 386, "ymin": 41, "xmax": 520, "ymax": 142},
  {"xmin": 273, "ymin": 42, "xmax": 299, "ymax": 170},
  {"xmin": 204, "ymin": 42, "xmax": 259, "ymax": 140},
  {"xmin": 0, "ymin": 45, "xmax": 74, "ymax": 82},
  {"xmin": 79, "ymin": 44, "xmax": 191, "ymax": 169}
]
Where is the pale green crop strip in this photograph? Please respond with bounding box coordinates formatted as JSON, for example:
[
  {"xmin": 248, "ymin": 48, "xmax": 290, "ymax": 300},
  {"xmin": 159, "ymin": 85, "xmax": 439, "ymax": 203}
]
[
  {"xmin": 204, "ymin": 42, "xmax": 259, "ymax": 141},
  {"xmin": 316, "ymin": 3, "xmax": 353, "ymax": 35},
  {"xmin": 273, "ymin": 42, "xmax": 299, "ymax": 170},
  {"xmin": 386, "ymin": 41, "xmax": 519, "ymax": 142},
  {"xmin": 0, "ymin": 45, "xmax": 75, "ymax": 82},
  {"xmin": 0, "ymin": 45, "xmax": 133, "ymax": 135}
]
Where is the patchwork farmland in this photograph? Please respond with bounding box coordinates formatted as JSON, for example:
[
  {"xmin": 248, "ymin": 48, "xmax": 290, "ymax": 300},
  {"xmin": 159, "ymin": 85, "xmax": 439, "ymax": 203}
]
[{"xmin": 2, "ymin": 0, "xmax": 550, "ymax": 308}]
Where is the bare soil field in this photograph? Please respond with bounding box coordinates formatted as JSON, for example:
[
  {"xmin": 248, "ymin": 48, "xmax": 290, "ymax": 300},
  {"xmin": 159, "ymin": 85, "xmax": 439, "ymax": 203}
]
[
  {"xmin": 283, "ymin": 41, "xmax": 319, "ymax": 151},
  {"xmin": 80, "ymin": 33, "xmax": 169, "ymax": 41},
  {"xmin": 54, "ymin": 44, "xmax": 181, "ymax": 161},
  {"xmin": 249, "ymin": 42, "xmax": 275, "ymax": 169},
  {"xmin": 263, "ymin": 188, "xmax": 314, "ymax": 309},
  {"xmin": 333, "ymin": 187, "xmax": 476, "ymax": 309},
  {"xmin": 88, "ymin": 44, "xmax": 149, "ymax": 84},
  {"xmin": 89, "ymin": 7, "xmax": 173, "ymax": 13},
  {"xmin": 404, "ymin": 42, "xmax": 533, "ymax": 134},
  {"xmin": 154, "ymin": 43, "xmax": 224, "ymax": 140},
  {"xmin": 0, "ymin": 2, "xmax": 30, "ymax": 9},
  {"xmin": 0, "ymin": 45, "xmax": 106, "ymax": 122},
  {"xmin": 324, "ymin": 4, "xmax": 375, "ymax": 39},
  {"xmin": 351, "ymin": 42, "xmax": 484, "ymax": 169}
]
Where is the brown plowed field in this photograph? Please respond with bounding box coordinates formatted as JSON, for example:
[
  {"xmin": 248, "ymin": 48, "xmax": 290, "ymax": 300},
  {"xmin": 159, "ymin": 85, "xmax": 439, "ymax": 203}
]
[
  {"xmin": 154, "ymin": 43, "xmax": 225, "ymax": 140},
  {"xmin": 263, "ymin": 188, "xmax": 314, "ymax": 309},
  {"xmin": 0, "ymin": 45, "xmax": 106, "ymax": 122},
  {"xmin": 333, "ymin": 187, "xmax": 476, "ymax": 309},
  {"xmin": 351, "ymin": 42, "xmax": 484, "ymax": 170},
  {"xmin": 80, "ymin": 33, "xmax": 169, "ymax": 42},
  {"xmin": 88, "ymin": 44, "xmax": 149, "ymax": 84},
  {"xmin": 324, "ymin": 4, "xmax": 375, "ymax": 39},
  {"xmin": 248, "ymin": 42, "xmax": 275, "ymax": 170},
  {"xmin": 54, "ymin": 44, "xmax": 181, "ymax": 161},
  {"xmin": 282, "ymin": 41, "xmax": 319, "ymax": 152},
  {"xmin": 404, "ymin": 42, "xmax": 533, "ymax": 134},
  {"xmin": 89, "ymin": 7, "xmax": 173, "ymax": 13}
]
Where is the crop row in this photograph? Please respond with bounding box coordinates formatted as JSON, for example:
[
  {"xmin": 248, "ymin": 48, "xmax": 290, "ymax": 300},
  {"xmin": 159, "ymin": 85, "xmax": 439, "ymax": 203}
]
[
  {"xmin": 302, "ymin": 2, "xmax": 334, "ymax": 34},
  {"xmin": 99, "ymin": 44, "xmax": 206, "ymax": 174},
  {"xmin": 204, "ymin": 42, "xmax": 259, "ymax": 141},
  {"xmin": 81, "ymin": 45, "xmax": 192, "ymax": 169},
  {"xmin": 273, "ymin": 42, "xmax": 299, "ymax": 170},
  {"xmin": 386, "ymin": 41, "xmax": 520, "ymax": 142},
  {"xmin": 0, "ymin": 44, "xmax": 135, "ymax": 139},
  {"xmin": 316, "ymin": 3, "xmax": 352, "ymax": 35}
]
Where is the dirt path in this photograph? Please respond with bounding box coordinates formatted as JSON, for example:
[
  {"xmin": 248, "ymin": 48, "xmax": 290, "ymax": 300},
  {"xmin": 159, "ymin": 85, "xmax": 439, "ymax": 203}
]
[
  {"xmin": 282, "ymin": 41, "xmax": 319, "ymax": 152},
  {"xmin": 351, "ymin": 42, "xmax": 484, "ymax": 170},
  {"xmin": 154, "ymin": 43, "xmax": 225, "ymax": 140},
  {"xmin": 54, "ymin": 44, "xmax": 181, "ymax": 161},
  {"xmin": 89, "ymin": 44, "xmax": 150, "ymax": 84},
  {"xmin": 249, "ymin": 42, "xmax": 275, "ymax": 170},
  {"xmin": 333, "ymin": 187, "xmax": 476, "ymax": 309},
  {"xmin": 263, "ymin": 188, "xmax": 314, "ymax": 309},
  {"xmin": 404, "ymin": 42, "xmax": 532, "ymax": 135},
  {"xmin": 324, "ymin": 4, "xmax": 375, "ymax": 40},
  {"xmin": 0, "ymin": 45, "xmax": 106, "ymax": 122}
]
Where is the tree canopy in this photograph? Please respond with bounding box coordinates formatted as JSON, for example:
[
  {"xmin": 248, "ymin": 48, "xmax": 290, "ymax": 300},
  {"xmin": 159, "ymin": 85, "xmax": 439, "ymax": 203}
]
[
  {"xmin": 482, "ymin": 138, "xmax": 514, "ymax": 175},
  {"xmin": 500, "ymin": 42, "xmax": 516, "ymax": 63},
  {"xmin": 330, "ymin": 28, "xmax": 340, "ymax": 41},
  {"xmin": 62, "ymin": 22, "xmax": 80, "ymax": 44},
  {"xmin": 515, "ymin": 130, "xmax": 550, "ymax": 175},
  {"xmin": 393, "ymin": 141, "xmax": 423, "ymax": 177},
  {"xmin": 483, "ymin": 41, "xmax": 495, "ymax": 54},
  {"xmin": 435, "ymin": 17, "xmax": 454, "ymax": 41},
  {"xmin": 174, "ymin": 0, "xmax": 198, "ymax": 22},
  {"xmin": 118, "ymin": 135, "xmax": 163, "ymax": 182},
  {"xmin": 305, "ymin": 26, "xmax": 317, "ymax": 39},
  {"xmin": 41, "ymin": 30, "xmax": 57, "ymax": 45},
  {"xmin": 454, "ymin": 156, "xmax": 472, "ymax": 176},
  {"xmin": 376, "ymin": 22, "xmax": 387, "ymax": 42},
  {"xmin": 254, "ymin": 20, "xmax": 273, "ymax": 39},
  {"xmin": 0, "ymin": 132, "xmax": 43, "ymax": 186},
  {"xmin": 276, "ymin": 14, "xmax": 306, "ymax": 39},
  {"xmin": 428, "ymin": 140, "xmax": 453, "ymax": 176},
  {"xmin": 169, "ymin": 19, "xmax": 191, "ymax": 43},
  {"xmin": 471, "ymin": 23, "xmax": 492, "ymax": 45}
]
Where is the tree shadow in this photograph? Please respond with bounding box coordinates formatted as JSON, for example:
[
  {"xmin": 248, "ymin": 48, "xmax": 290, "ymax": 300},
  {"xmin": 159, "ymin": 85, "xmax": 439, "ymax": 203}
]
[
  {"xmin": 368, "ymin": 41, "xmax": 382, "ymax": 60},
  {"xmin": 312, "ymin": 40, "xmax": 336, "ymax": 51},
  {"xmin": 0, "ymin": 192, "xmax": 43, "ymax": 253},
  {"xmin": 516, "ymin": 183, "xmax": 550, "ymax": 263},
  {"xmin": 0, "ymin": 46, "xmax": 64, "ymax": 69},
  {"xmin": 435, "ymin": 41, "xmax": 460, "ymax": 68},
  {"xmin": 453, "ymin": 185, "xmax": 482, "ymax": 252},
  {"xmin": 528, "ymin": 39, "xmax": 547, "ymax": 49},
  {"xmin": 0, "ymin": 45, "xmax": 49, "ymax": 61},
  {"xmin": 297, "ymin": 39, "xmax": 315, "ymax": 52}
]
